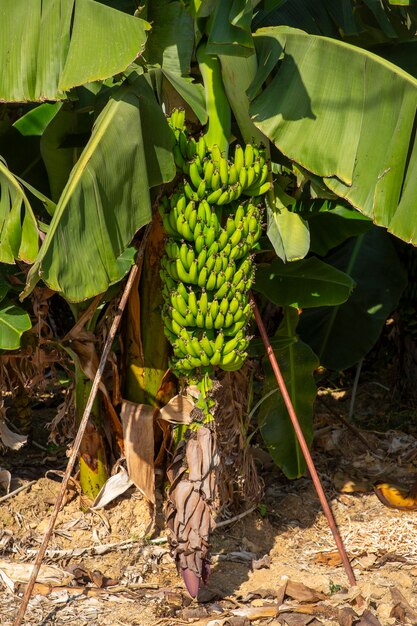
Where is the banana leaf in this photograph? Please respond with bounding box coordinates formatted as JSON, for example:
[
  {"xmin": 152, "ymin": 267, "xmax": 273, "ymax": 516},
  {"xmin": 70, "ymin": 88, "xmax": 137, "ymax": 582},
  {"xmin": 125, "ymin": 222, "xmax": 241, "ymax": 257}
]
[
  {"xmin": 0, "ymin": 0, "xmax": 150, "ymax": 102},
  {"xmin": 13, "ymin": 103, "xmax": 62, "ymax": 136},
  {"xmin": 254, "ymin": 256, "xmax": 355, "ymax": 309},
  {"xmin": 0, "ymin": 298, "xmax": 32, "ymax": 350},
  {"xmin": 250, "ymin": 26, "xmax": 417, "ymax": 245},
  {"xmin": 298, "ymin": 227, "xmax": 407, "ymax": 370},
  {"xmin": 145, "ymin": 0, "xmax": 194, "ymax": 75},
  {"xmin": 22, "ymin": 76, "xmax": 176, "ymax": 302},
  {"xmin": 256, "ymin": 307, "xmax": 318, "ymax": 479},
  {"xmin": 0, "ymin": 158, "xmax": 39, "ymax": 264}
]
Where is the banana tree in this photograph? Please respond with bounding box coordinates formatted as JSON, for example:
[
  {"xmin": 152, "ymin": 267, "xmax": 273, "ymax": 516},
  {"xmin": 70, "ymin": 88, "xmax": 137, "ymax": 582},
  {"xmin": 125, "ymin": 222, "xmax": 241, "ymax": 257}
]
[{"xmin": 1, "ymin": 0, "xmax": 417, "ymax": 596}]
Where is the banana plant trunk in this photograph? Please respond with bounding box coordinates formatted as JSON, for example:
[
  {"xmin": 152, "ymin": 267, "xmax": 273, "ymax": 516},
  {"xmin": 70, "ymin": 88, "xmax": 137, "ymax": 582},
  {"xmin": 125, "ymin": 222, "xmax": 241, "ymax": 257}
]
[
  {"xmin": 125, "ymin": 213, "xmax": 171, "ymax": 406},
  {"xmin": 75, "ymin": 365, "xmax": 108, "ymax": 500}
]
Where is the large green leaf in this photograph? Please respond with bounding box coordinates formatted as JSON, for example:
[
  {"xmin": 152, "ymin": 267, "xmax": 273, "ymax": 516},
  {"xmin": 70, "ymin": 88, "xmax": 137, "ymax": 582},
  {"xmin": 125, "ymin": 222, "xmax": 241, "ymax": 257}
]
[
  {"xmin": 254, "ymin": 256, "xmax": 355, "ymax": 308},
  {"xmin": 0, "ymin": 158, "xmax": 39, "ymax": 264},
  {"xmin": 257, "ymin": 308, "xmax": 318, "ymax": 479},
  {"xmin": 306, "ymin": 203, "xmax": 372, "ymax": 257},
  {"xmin": 13, "ymin": 103, "xmax": 63, "ymax": 136},
  {"xmin": 0, "ymin": 298, "xmax": 32, "ymax": 350},
  {"xmin": 254, "ymin": 0, "xmax": 356, "ymax": 38},
  {"xmin": 145, "ymin": 0, "xmax": 194, "ymax": 75},
  {"xmin": 0, "ymin": 0, "xmax": 150, "ymax": 102},
  {"xmin": 23, "ymin": 77, "xmax": 176, "ymax": 302},
  {"xmin": 162, "ymin": 70, "xmax": 207, "ymax": 125},
  {"xmin": 40, "ymin": 105, "xmax": 91, "ymax": 203},
  {"xmin": 207, "ymin": 0, "xmax": 255, "ymax": 56},
  {"xmin": 267, "ymin": 203, "xmax": 310, "ymax": 262},
  {"xmin": 250, "ymin": 27, "xmax": 417, "ymax": 245},
  {"xmin": 298, "ymin": 227, "xmax": 407, "ymax": 370}
]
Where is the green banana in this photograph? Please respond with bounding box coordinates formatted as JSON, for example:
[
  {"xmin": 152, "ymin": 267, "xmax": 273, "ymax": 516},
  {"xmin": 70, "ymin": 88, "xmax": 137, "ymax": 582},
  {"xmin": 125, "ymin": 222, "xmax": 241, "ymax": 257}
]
[
  {"xmin": 160, "ymin": 114, "xmax": 271, "ymax": 380},
  {"xmin": 187, "ymin": 289, "xmax": 198, "ymax": 317},
  {"xmin": 189, "ymin": 160, "xmax": 204, "ymax": 188}
]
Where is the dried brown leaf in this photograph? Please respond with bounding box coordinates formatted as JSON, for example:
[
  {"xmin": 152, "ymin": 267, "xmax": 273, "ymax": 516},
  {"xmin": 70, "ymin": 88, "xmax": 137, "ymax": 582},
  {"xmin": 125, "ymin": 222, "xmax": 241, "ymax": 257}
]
[
  {"xmin": 285, "ymin": 581, "xmax": 326, "ymax": 603},
  {"xmin": 187, "ymin": 438, "xmax": 203, "ymax": 482},
  {"xmin": 390, "ymin": 603, "xmax": 406, "ymax": 623},
  {"xmin": 0, "ymin": 468, "xmax": 11, "ymax": 494},
  {"xmin": 252, "ymin": 554, "xmax": 271, "ymax": 570},
  {"xmin": 355, "ymin": 609, "xmax": 382, "ymax": 626},
  {"xmin": 0, "ymin": 560, "xmax": 73, "ymax": 586},
  {"xmin": 277, "ymin": 614, "xmax": 317, "ymax": 625},
  {"xmin": 389, "ymin": 587, "xmax": 417, "ymax": 622},
  {"xmin": 338, "ymin": 607, "xmax": 357, "ymax": 626},
  {"xmin": 232, "ymin": 605, "xmax": 278, "ymax": 620},
  {"xmin": 91, "ymin": 468, "xmax": 134, "ymax": 509},
  {"xmin": 120, "ymin": 401, "xmax": 156, "ymax": 504},
  {"xmin": 0, "ymin": 417, "xmax": 27, "ymax": 450},
  {"xmin": 159, "ymin": 395, "xmax": 194, "ymax": 424}
]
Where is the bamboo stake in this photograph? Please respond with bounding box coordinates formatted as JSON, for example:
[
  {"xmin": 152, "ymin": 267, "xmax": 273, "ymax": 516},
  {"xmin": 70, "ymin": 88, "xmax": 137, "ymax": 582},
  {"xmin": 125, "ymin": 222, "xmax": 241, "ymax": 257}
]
[
  {"xmin": 249, "ymin": 294, "xmax": 357, "ymax": 587},
  {"xmin": 13, "ymin": 225, "xmax": 151, "ymax": 626}
]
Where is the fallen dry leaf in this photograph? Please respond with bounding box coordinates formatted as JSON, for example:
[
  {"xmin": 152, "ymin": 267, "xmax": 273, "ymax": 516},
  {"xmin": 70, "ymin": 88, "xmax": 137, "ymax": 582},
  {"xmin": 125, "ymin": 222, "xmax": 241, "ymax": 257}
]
[
  {"xmin": 252, "ymin": 554, "xmax": 271, "ymax": 570},
  {"xmin": 92, "ymin": 468, "xmax": 134, "ymax": 509},
  {"xmin": 338, "ymin": 607, "xmax": 357, "ymax": 626},
  {"xmin": 276, "ymin": 613, "xmax": 319, "ymax": 625},
  {"xmin": 373, "ymin": 482, "xmax": 417, "ymax": 510},
  {"xmin": 356, "ymin": 609, "xmax": 382, "ymax": 626},
  {"xmin": 232, "ymin": 605, "xmax": 278, "ymax": 620},
  {"xmin": 0, "ymin": 418, "xmax": 27, "ymax": 450},
  {"xmin": 389, "ymin": 587, "xmax": 417, "ymax": 622},
  {"xmin": 333, "ymin": 472, "xmax": 372, "ymax": 494},
  {"xmin": 285, "ymin": 581, "xmax": 326, "ymax": 603},
  {"xmin": 206, "ymin": 619, "xmax": 250, "ymax": 626}
]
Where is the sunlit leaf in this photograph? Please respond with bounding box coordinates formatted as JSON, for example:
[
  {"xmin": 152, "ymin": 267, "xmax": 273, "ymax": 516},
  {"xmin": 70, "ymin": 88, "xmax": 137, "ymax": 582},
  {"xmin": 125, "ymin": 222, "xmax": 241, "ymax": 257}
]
[
  {"xmin": 162, "ymin": 70, "xmax": 207, "ymax": 125},
  {"xmin": 0, "ymin": 0, "xmax": 150, "ymax": 102},
  {"xmin": 250, "ymin": 26, "xmax": 417, "ymax": 244},
  {"xmin": 0, "ymin": 158, "xmax": 39, "ymax": 264},
  {"xmin": 145, "ymin": 0, "xmax": 194, "ymax": 75},
  {"xmin": 267, "ymin": 204, "xmax": 310, "ymax": 262},
  {"xmin": 23, "ymin": 77, "xmax": 175, "ymax": 302},
  {"xmin": 0, "ymin": 298, "xmax": 32, "ymax": 350},
  {"xmin": 13, "ymin": 103, "xmax": 62, "ymax": 136}
]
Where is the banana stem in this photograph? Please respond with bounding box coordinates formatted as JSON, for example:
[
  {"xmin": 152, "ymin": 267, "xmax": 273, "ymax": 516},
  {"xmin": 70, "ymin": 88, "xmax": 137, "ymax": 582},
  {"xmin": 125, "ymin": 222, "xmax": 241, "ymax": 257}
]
[
  {"xmin": 219, "ymin": 52, "xmax": 265, "ymax": 148},
  {"xmin": 196, "ymin": 41, "xmax": 231, "ymax": 156}
]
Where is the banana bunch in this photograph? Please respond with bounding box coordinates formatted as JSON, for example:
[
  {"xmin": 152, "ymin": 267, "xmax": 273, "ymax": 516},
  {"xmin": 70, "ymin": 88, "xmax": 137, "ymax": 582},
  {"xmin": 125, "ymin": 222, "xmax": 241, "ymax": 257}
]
[
  {"xmin": 160, "ymin": 108, "xmax": 269, "ymax": 378},
  {"xmin": 167, "ymin": 111, "xmax": 271, "ymax": 203}
]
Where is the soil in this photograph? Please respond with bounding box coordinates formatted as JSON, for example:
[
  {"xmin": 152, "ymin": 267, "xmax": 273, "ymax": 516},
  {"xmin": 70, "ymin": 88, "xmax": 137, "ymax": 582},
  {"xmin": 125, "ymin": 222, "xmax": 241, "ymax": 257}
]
[{"xmin": 1, "ymin": 368, "xmax": 417, "ymax": 625}]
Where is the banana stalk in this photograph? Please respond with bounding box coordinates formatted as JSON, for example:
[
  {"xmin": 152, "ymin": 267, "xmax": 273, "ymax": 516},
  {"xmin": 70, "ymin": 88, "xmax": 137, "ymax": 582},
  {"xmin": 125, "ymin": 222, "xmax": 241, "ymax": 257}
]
[
  {"xmin": 75, "ymin": 366, "xmax": 108, "ymax": 501},
  {"xmin": 125, "ymin": 213, "xmax": 171, "ymax": 406},
  {"xmin": 196, "ymin": 41, "xmax": 231, "ymax": 157}
]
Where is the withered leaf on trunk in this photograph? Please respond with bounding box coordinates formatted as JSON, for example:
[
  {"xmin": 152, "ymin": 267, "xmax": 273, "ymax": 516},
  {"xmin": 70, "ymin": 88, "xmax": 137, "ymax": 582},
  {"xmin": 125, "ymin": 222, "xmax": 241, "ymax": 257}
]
[
  {"xmin": 120, "ymin": 400, "xmax": 156, "ymax": 505},
  {"xmin": 159, "ymin": 394, "xmax": 194, "ymax": 424}
]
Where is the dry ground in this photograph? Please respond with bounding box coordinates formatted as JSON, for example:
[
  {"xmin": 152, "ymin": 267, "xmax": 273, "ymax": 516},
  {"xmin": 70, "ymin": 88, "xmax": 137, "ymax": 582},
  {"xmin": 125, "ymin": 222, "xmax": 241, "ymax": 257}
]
[{"xmin": 1, "ymin": 374, "xmax": 417, "ymax": 626}]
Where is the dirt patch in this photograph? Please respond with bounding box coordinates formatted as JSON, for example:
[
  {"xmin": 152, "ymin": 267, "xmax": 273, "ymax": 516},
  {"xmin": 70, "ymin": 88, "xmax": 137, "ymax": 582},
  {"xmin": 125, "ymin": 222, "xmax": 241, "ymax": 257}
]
[{"xmin": 1, "ymin": 384, "xmax": 417, "ymax": 625}]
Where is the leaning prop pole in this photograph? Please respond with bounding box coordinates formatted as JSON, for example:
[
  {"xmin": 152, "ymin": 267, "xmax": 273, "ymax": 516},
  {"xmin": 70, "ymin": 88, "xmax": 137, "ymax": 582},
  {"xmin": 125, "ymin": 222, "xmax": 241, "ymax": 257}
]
[
  {"xmin": 249, "ymin": 293, "xmax": 357, "ymax": 587},
  {"xmin": 13, "ymin": 225, "xmax": 152, "ymax": 626}
]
